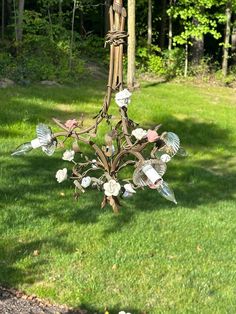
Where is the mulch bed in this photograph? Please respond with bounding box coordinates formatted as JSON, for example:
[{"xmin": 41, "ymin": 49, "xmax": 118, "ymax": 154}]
[{"xmin": 0, "ymin": 286, "xmax": 87, "ymax": 314}]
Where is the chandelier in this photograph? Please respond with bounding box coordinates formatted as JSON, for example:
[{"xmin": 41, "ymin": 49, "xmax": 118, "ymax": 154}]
[{"xmin": 12, "ymin": 0, "xmax": 186, "ymax": 213}]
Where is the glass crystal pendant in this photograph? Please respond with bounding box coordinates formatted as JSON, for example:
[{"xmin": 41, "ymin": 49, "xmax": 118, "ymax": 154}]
[
  {"xmin": 11, "ymin": 124, "xmax": 57, "ymax": 156},
  {"xmin": 133, "ymin": 159, "xmax": 167, "ymax": 187},
  {"xmin": 36, "ymin": 123, "xmax": 57, "ymax": 156},
  {"xmin": 159, "ymin": 132, "xmax": 180, "ymax": 157},
  {"xmin": 157, "ymin": 180, "xmax": 177, "ymax": 204},
  {"xmin": 11, "ymin": 142, "xmax": 33, "ymax": 156},
  {"xmin": 176, "ymin": 146, "xmax": 188, "ymax": 157}
]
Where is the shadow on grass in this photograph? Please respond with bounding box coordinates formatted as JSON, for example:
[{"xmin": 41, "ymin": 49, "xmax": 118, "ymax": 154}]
[
  {"xmin": 0, "ymin": 233, "xmax": 75, "ymax": 286},
  {"xmin": 0, "ymin": 81, "xmax": 106, "ymax": 133},
  {"xmin": 66, "ymin": 305, "xmax": 142, "ymax": 314}
]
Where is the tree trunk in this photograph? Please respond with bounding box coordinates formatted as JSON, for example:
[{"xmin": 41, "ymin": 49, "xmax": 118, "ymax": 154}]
[
  {"xmin": 231, "ymin": 20, "xmax": 236, "ymax": 64},
  {"xmin": 147, "ymin": 0, "xmax": 152, "ymax": 47},
  {"xmin": 192, "ymin": 16, "xmax": 204, "ymax": 65},
  {"xmin": 127, "ymin": 0, "xmax": 136, "ymax": 90},
  {"xmin": 69, "ymin": 0, "xmax": 77, "ymax": 72},
  {"xmin": 48, "ymin": 7, "xmax": 53, "ymax": 40},
  {"xmin": 192, "ymin": 36, "xmax": 204, "ymax": 65},
  {"xmin": 16, "ymin": 0, "xmax": 25, "ymax": 43},
  {"xmin": 222, "ymin": 1, "xmax": 232, "ymax": 76},
  {"xmin": 59, "ymin": 0, "xmax": 63, "ymax": 26},
  {"xmin": 159, "ymin": 0, "xmax": 167, "ymax": 50},
  {"xmin": 168, "ymin": 0, "xmax": 172, "ymax": 51},
  {"xmin": 105, "ymin": 0, "xmax": 111, "ymax": 34},
  {"xmin": 79, "ymin": 10, "xmax": 84, "ymax": 36},
  {"xmin": 13, "ymin": 0, "xmax": 17, "ymax": 42},
  {"xmin": 1, "ymin": 0, "xmax": 4, "ymax": 40},
  {"xmin": 184, "ymin": 43, "xmax": 188, "ymax": 77},
  {"xmin": 6, "ymin": 0, "xmax": 12, "ymax": 27}
]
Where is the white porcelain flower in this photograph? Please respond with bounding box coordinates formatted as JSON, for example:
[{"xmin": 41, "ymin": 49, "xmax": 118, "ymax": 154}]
[
  {"xmin": 124, "ymin": 183, "xmax": 136, "ymax": 194},
  {"xmin": 81, "ymin": 176, "xmax": 91, "ymax": 188},
  {"xmin": 131, "ymin": 128, "xmax": 147, "ymax": 140},
  {"xmin": 115, "ymin": 89, "xmax": 132, "ymax": 108},
  {"xmin": 62, "ymin": 149, "xmax": 75, "ymax": 161},
  {"xmin": 160, "ymin": 153, "xmax": 171, "ymax": 163},
  {"xmin": 103, "ymin": 179, "xmax": 121, "ymax": 197},
  {"xmin": 123, "ymin": 183, "xmax": 136, "ymax": 198},
  {"xmin": 55, "ymin": 168, "xmax": 67, "ymax": 183},
  {"xmin": 92, "ymin": 159, "xmax": 98, "ymax": 169}
]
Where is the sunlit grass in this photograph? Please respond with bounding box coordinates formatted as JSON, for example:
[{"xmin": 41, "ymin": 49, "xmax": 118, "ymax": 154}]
[{"xmin": 0, "ymin": 80, "xmax": 236, "ymax": 313}]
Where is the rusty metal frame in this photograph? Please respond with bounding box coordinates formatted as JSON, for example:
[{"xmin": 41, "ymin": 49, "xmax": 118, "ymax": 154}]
[{"xmin": 50, "ymin": 0, "xmax": 165, "ymax": 212}]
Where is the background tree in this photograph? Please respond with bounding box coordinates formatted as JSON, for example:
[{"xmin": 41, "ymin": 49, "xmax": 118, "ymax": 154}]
[
  {"xmin": 127, "ymin": 0, "xmax": 136, "ymax": 90},
  {"xmin": 231, "ymin": 18, "xmax": 236, "ymax": 63},
  {"xmin": 192, "ymin": 8, "xmax": 204, "ymax": 65},
  {"xmin": 159, "ymin": 0, "xmax": 167, "ymax": 49},
  {"xmin": 1, "ymin": 0, "xmax": 4, "ymax": 40},
  {"xmin": 147, "ymin": 0, "xmax": 152, "ymax": 47},
  {"xmin": 105, "ymin": 0, "xmax": 111, "ymax": 34},
  {"xmin": 0, "ymin": 0, "xmax": 236, "ymax": 83},
  {"xmin": 69, "ymin": 0, "xmax": 78, "ymax": 71},
  {"xmin": 58, "ymin": 0, "xmax": 63, "ymax": 26},
  {"xmin": 16, "ymin": 0, "xmax": 25, "ymax": 43},
  {"xmin": 222, "ymin": 0, "xmax": 232, "ymax": 76},
  {"xmin": 168, "ymin": 0, "xmax": 173, "ymax": 50},
  {"xmin": 171, "ymin": 0, "xmax": 221, "ymax": 75}
]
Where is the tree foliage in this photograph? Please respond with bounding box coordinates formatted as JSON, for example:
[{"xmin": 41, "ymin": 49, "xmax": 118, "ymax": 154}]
[{"xmin": 0, "ymin": 0, "xmax": 236, "ymax": 82}]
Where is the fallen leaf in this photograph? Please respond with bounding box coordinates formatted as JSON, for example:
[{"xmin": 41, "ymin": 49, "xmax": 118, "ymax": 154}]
[
  {"xmin": 33, "ymin": 250, "xmax": 40, "ymax": 256},
  {"xmin": 197, "ymin": 245, "xmax": 202, "ymax": 252},
  {"xmin": 167, "ymin": 255, "xmax": 176, "ymax": 259}
]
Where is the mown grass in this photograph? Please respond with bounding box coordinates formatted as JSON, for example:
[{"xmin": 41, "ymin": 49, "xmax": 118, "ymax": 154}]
[{"xmin": 0, "ymin": 79, "xmax": 236, "ymax": 313}]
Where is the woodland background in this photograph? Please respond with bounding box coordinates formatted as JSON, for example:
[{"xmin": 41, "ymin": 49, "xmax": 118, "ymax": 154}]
[
  {"xmin": 1, "ymin": 1, "xmax": 236, "ymax": 313},
  {"xmin": 0, "ymin": 0, "xmax": 236, "ymax": 86}
]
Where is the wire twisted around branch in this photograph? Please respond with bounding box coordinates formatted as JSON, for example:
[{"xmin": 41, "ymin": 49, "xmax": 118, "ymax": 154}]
[{"xmin": 105, "ymin": 30, "xmax": 128, "ymax": 47}]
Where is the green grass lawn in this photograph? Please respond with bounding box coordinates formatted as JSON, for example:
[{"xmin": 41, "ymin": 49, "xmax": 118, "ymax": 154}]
[{"xmin": 0, "ymin": 79, "xmax": 236, "ymax": 313}]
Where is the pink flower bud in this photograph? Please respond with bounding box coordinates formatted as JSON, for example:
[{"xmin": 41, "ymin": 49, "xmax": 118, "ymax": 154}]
[
  {"xmin": 65, "ymin": 119, "xmax": 78, "ymax": 129},
  {"xmin": 147, "ymin": 129, "xmax": 159, "ymax": 142}
]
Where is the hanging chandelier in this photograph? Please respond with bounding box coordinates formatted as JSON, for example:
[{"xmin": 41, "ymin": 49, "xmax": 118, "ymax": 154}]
[{"xmin": 12, "ymin": 0, "xmax": 186, "ymax": 213}]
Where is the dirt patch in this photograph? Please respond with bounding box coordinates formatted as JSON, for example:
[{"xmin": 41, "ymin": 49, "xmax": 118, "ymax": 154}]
[
  {"xmin": 85, "ymin": 61, "xmax": 108, "ymax": 80},
  {"xmin": 0, "ymin": 286, "xmax": 86, "ymax": 314}
]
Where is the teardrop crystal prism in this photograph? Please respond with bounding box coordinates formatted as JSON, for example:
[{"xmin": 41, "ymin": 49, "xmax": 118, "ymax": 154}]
[
  {"xmin": 176, "ymin": 146, "xmax": 188, "ymax": 157},
  {"xmin": 157, "ymin": 180, "xmax": 177, "ymax": 204},
  {"xmin": 133, "ymin": 159, "xmax": 167, "ymax": 187},
  {"xmin": 11, "ymin": 142, "xmax": 33, "ymax": 156}
]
